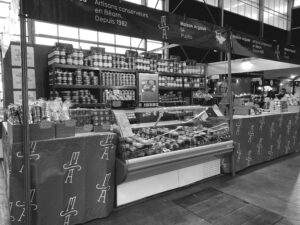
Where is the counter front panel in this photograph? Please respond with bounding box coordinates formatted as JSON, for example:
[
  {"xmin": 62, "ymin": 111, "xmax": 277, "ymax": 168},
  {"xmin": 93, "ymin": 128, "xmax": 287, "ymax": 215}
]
[
  {"xmin": 3, "ymin": 129, "xmax": 117, "ymax": 225},
  {"xmin": 223, "ymin": 112, "xmax": 300, "ymax": 172}
]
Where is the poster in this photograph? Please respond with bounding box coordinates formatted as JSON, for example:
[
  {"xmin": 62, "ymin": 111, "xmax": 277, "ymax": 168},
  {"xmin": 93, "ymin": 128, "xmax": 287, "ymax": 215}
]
[
  {"xmin": 12, "ymin": 68, "xmax": 36, "ymax": 89},
  {"xmin": 13, "ymin": 90, "xmax": 36, "ymax": 104},
  {"xmin": 139, "ymin": 73, "xmax": 158, "ymax": 102},
  {"xmin": 232, "ymin": 31, "xmax": 300, "ymax": 64},
  {"xmin": 27, "ymin": 69, "xmax": 36, "ymax": 89},
  {"xmin": 11, "ymin": 45, "xmax": 35, "ymax": 67},
  {"xmin": 23, "ymin": 0, "xmax": 229, "ymax": 52}
]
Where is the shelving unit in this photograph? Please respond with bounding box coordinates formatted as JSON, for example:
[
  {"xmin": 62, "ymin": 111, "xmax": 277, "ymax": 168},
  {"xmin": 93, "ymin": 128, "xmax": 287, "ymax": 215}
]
[
  {"xmin": 48, "ymin": 64, "xmax": 207, "ymax": 108},
  {"xmin": 158, "ymin": 72, "xmax": 206, "ymax": 106},
  {"xmin": 48, "ymin": 63, "xmax": 139, "ymax": 108}
]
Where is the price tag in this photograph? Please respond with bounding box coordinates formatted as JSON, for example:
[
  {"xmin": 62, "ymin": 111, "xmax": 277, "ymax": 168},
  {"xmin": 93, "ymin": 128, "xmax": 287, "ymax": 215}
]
[
  {"xmin": 114, "ymin": 111, "xmax": 133, "ymax": 137},
  {"xmin": 200, "ymin": 112, "xmax": 209, "ymax": 121},
  {"xmin": 39, "ymin": 121, "xmax": 53, "ymax": 129}
]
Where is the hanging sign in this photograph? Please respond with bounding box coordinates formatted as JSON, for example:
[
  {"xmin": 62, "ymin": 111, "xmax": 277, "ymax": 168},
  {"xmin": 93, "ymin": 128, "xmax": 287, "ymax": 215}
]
[
  {"xmin": 231, "ymin": 31, "xmax": 300, "ymax": 64},
  {"xmin": 23, "ymin": 0, "xmax": 229, "ymax": 52}
]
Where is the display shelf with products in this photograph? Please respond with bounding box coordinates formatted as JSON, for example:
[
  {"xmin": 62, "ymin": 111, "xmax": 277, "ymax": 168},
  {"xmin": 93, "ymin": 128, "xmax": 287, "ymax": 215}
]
[
  {"xmin": 102, "ymin": 86, "xmax": 137, "ymax": 90},
  {"xmin": 49, "ymin": 63, "xmax": 100, "ymax": 71},
  {"xmin": 72, "ymin": 103, "xmax": 105, "ymax": 108},
  {"xmin": 114, "ymin": 105, "xmax": 233, "ymax": 205},
  {"xmin": 51, "ymin": 84, "xmax": 100, "ymax": 89}
]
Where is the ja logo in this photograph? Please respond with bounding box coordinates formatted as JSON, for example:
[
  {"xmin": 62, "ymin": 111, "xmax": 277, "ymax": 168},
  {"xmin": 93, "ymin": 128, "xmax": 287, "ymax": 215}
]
[
  {"xmin": 96, "ymin": 173, "xmax": 111, "ymax": 204},
  {"xmin": 215, "ymin": 31, "xmax": 226, "ymax": 45},
  {"xmin": 14, "ymin": 189, "xmax": 38, "ymax": 222},
  {"xmin": 99, "ymin": 135, "xmax": 114, "ymax": 161},
  {"xmin": 63, "ymin": 152, "xmax": 82, "ymax": 184},
  {"xmin": 16, "ymin": 142, "xmax": 40, "ymax": 173},
  {"xmin": 60, "ymin": 196, "xmax": 78, "ymax": 225},
  {"xmin": 158, "ymin": 15, "xmax": 169, "ymax": 40}
]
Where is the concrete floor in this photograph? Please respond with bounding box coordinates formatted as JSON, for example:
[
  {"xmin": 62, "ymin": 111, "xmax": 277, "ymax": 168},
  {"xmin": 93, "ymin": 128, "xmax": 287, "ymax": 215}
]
[
  {"xmin": 1, "ymin": 153, "xmax": 300, "ymax": 225},
  {"xmin": 85, "ymin": 153, "xmax": 300, "ymax": 225}
]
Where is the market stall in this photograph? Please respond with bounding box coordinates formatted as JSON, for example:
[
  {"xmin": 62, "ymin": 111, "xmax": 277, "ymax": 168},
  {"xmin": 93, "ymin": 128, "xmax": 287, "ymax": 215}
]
[
  {"xmin": 207, "ymin": 31, "xmax": 300, "ymax": 172},
  {"xmin": 0, "ymin": 0, "xmax": 236, "ymax": 221}
]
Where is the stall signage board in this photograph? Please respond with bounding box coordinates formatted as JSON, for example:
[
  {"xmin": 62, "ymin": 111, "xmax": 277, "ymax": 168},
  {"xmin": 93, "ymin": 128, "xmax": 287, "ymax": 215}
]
[
  {"xmin": 232, "ymin": 31, "xmax": 300, "ymax": 64},
  {"xmin": 23, "ymin": 0, "xmax": 229, "ymax": 52}
]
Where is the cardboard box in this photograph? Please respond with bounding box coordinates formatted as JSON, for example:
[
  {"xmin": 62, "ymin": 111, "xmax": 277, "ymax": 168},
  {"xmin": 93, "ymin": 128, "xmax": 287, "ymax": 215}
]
[
  {"xmin": 93, "ymin": 122, "xmax": 111, "ymax": 133},
  {"xmin": 55, "ymin": 120, "xmax": 76, "ymax": 138},
  {"xmin": 234, "ymin": 106, "xmax": 252, "ymax": 115},
  {"xmin": 75, "ymin": 124, "xmax": 93, "ymax": 133},
  {"xmin": 7, "ymin": 120, "xmax": 55, "ymax": 144}
]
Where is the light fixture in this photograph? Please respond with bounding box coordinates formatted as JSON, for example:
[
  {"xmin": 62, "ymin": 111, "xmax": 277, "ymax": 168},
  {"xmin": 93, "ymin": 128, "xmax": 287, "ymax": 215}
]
[
  {"xmin": 241, "ymin": 61, "xmax": 253, "ymax": 70},
  {"xmin": 290, "ymin": 75, "xmax": 296, "ymax": 79},
  {"xmin": 280, "ymin": 83, "xmax": 283, "ymax": 86},
  {"xmin": 236, "ymin": 79, "xmax": 239, "ymax": 84}
]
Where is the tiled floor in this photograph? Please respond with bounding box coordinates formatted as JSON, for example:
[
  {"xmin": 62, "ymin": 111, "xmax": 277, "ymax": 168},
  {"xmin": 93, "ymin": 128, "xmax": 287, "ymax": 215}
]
[{"xmin": 1, "ymin": 153, "xmax": 300, "ymax": 225}]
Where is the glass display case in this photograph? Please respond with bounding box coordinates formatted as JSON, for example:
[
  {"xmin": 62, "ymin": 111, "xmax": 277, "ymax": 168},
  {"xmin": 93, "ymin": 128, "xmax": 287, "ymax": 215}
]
[
  {"xmin": 114, "ymin": 105, "xmax": 234, "ymax": 206},
  {"xmin": 115, "ymin": 105, "xmax": 231, "ymax": 160}
]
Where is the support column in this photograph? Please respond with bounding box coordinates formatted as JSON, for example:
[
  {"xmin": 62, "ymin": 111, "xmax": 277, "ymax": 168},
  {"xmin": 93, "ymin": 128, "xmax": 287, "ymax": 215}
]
[
  {"xmin": 259, "ymin": 0, "xmax": 264, "ymax": 38},
  {"xmin": 219, "ymin": 0, "xmax": 224, "ymax": 61},
  {"xmin": 287, "ymin": 0, "xmax": 294, "ymax": 44}
]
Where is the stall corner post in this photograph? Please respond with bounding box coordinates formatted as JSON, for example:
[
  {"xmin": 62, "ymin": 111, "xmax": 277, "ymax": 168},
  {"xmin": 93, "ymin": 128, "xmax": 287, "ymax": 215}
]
[
  {"xmin": 227, "ymin": 30, "xmax": 235, "ymax": 176},
  {"xmin": 19, "ymin": 0, "xmax": 31, "ymax": 224}
]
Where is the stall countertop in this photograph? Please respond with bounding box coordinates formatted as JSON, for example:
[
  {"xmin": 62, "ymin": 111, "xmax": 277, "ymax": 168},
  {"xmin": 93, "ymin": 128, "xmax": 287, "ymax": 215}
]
[{"xmin": 233, "ymin": 111, "xmax": 299, "ymax": 119}]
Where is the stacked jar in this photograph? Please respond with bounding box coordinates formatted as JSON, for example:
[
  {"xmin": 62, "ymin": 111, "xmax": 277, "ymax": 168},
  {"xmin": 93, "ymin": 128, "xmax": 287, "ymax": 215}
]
[
  {"xmin": 60, "ymin": 48, "xmax": 66, "ymax": 64},
  {"xmin": 157, "ymin": 60, "xmax": 169, "ymax": 72},
  {"xmin": 66, "ymin": 49, "xmax": 84, "ymax": 66},
  {"xmin": 61, "ymin": 91, "xmax": 72, "ymax": 101},
  {"xmin": 103, "ymin": 89, "xmax": 135, "ymax": 101},
  {"xmin": 127, "ymin": 57, "xmax": 135, "ymax": 70},
  {"xmin": 102, "ymin": 72, "xmax": 135, "ymax": 86},
  {"xmin": 112, "ymin": 55, "xmax": 129, "ymax": 69},
  {"xmin": 184, "ymin": 78, "xmax": 201, "ymax": 88},
  {"xmin": 74, "ymin": 69, "xmax": 82, "ymax": 85},
  {"xmin": 159, "ymin": 76, "xmax": 182, "ymax": 88},
  {"xmin": 58, "ymin": 89, "xmax": 98, "ymax": 104},
  {"xmin": 135, "ymin": 57, "xmax": 150, "ymax": 71},
  {"xmin": 91, "ymin": 54, "xmax": 113, "ymax": 68},
  {"xmin": 150, "ymin": 59, "xmax": 157, "ymax": 71},
  {"xmin": 53, "ymin": 70, "xmax": 72, "ymax": 85}
]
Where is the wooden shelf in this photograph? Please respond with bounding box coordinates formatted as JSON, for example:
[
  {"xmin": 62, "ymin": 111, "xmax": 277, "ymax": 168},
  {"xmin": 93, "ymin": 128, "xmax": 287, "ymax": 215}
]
[
  {"xmin": 159, "ymin": 86, "xmax": 184, "ymax": 91},
  {"xmin": 50, "ymin": 63, "xmax": 99, "ymax": 71},
  {"xmin": 72, "ymin": 103, "xmax": 105, "ymax": 108},
  {"xmin": 102, "ymin": 86, "xmax": 137, "ymax": 89},
  {"xmin": 99, "ymin": 67, "xmax": 136, "ymax": 73},
  {"xmin": 52, "ymin": 84, "xmax": 100, "ymax": 89},
  {"xmin": 159, "ymin": 72, "xmax": 204, "ymax": 77},
  {"xmin": 159, "ymin": 86, "xmax": 202, "ymax": 91}
]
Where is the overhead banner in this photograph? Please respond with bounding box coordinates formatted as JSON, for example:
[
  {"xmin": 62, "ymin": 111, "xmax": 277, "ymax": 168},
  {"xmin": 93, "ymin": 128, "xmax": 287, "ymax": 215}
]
[
  {"xmin": 232, "ymin": 31, "xmax": 300, "ymax": 65},
  {"xmin": 23, "ymin": 0, "xmax": 229, "ymax": 52}
]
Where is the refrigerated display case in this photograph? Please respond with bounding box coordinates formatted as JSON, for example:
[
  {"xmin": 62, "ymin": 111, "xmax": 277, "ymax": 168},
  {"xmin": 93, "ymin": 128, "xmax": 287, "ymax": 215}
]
[{"xmin": 113, "ymin": 105, "xmax": 234, "ymax": 206}]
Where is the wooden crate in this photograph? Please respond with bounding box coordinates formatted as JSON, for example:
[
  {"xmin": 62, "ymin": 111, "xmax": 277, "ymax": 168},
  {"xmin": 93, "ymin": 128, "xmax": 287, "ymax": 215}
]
[{"xmin": 7, "ymin": 120, "xmax": 55, "ymax": 144}]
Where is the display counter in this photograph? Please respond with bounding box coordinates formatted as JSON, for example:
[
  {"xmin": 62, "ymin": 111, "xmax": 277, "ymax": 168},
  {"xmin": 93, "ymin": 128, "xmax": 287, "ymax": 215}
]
[
  {"xmin": 114, "ymin": 105, "xmax": 234, "ymax": 206},
  {"xmin": 223, "ymin": 111, "xmax": 300, "ymax": 172},
  {"xmin": 2, "ymin": 123, "xmax": 117, "ymax": 225}
]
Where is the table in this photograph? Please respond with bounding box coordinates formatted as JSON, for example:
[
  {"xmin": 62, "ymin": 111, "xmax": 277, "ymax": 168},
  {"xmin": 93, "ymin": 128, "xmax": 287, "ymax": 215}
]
[
  {"xmin": 222, "ymin": 112, "xmax": 300, "ymax": 172},
  {"xmin": 2, "ymin": 124, "xmax": 117, "ymax": 225}
]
